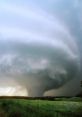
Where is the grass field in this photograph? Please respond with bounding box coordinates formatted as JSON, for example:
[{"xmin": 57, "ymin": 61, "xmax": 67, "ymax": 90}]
[{"xmin": 0, "ymin": 97, "xmax": 82, "ymax": 117}]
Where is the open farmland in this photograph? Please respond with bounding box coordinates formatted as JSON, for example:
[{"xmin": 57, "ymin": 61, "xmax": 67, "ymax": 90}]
[{"xmin": 0, "ymin": 97, "xmax": 81, "ymax": 117}]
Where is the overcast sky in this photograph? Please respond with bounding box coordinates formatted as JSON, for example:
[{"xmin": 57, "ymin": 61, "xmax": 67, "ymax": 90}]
[{"xmin": 0, "ymin": 0, "xmax": 82, "ymax": 96}]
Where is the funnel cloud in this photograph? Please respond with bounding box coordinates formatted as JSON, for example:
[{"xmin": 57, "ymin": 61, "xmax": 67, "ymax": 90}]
[{"xmin": 0, "ymin": 0, "xmax": 81, "ymax": 96}]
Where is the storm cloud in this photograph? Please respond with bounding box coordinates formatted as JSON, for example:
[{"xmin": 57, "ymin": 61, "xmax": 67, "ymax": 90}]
[{"xmin": 0, "ymin": 0, "xmax": 81, "ymax": 96}]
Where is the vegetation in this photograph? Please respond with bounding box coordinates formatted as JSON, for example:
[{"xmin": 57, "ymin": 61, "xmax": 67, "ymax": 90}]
[{"xmin": 0, "ymin": 97, "xmax": 81, "ymax": 117}]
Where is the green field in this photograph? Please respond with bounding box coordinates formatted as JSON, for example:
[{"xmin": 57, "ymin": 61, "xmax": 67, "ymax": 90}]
[{"xmin": 0, "ymin": 98, "xmax": 82, "ymax": 117}]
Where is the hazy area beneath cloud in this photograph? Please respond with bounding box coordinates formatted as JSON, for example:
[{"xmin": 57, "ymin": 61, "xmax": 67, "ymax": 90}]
[{"xmin": 0, "ymin": 0, "xmax": 82, "ymax": 96}]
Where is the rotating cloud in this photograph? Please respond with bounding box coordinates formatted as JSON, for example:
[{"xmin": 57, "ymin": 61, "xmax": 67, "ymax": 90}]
[{"xmin": 0, "ymin": 0, "xmax": 80, "ymax": 96}]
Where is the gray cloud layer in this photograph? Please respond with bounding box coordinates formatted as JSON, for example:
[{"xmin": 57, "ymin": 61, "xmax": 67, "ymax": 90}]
[{"xmin": 0, "ymin": 0, "xmax": 81, "ymax": 96}]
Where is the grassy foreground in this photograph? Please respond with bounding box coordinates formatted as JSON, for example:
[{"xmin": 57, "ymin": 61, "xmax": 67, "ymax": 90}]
[{"xmin": 0, "ymin": 97, "xmax": 82, "ymax": 117}]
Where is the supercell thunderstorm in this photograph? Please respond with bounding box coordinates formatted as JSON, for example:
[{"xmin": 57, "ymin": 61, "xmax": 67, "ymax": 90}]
[{"xmin": 0, "ymin": 0, "xmax": 81, "ymax": 96}]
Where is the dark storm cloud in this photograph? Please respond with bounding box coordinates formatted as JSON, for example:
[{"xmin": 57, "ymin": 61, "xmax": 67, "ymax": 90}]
[{"xmin": 0, "ymin": 0, "xmax": 81, "ymax": 96}]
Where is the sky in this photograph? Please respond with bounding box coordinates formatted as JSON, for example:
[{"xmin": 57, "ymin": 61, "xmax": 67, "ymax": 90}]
[{"xmin": 0, "ymin": 0, "xmax": 82, "ymax": 96}]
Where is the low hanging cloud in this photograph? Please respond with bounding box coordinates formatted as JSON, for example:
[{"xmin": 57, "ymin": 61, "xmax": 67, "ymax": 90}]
[{"xmin": 0, "ymin": 0, "xmax": 81, "ymax": 96}]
